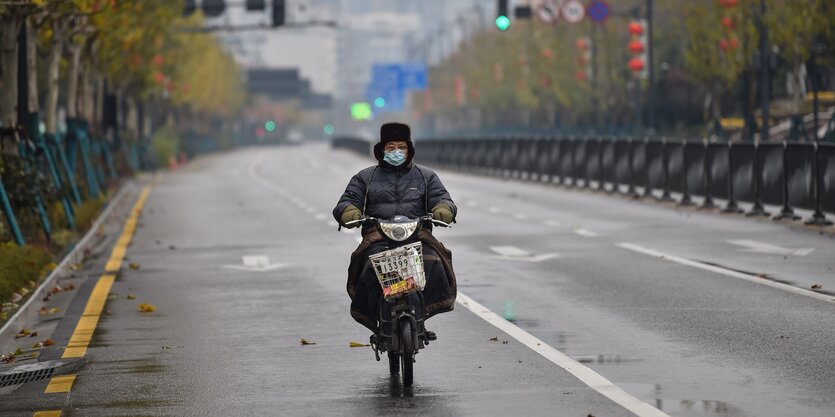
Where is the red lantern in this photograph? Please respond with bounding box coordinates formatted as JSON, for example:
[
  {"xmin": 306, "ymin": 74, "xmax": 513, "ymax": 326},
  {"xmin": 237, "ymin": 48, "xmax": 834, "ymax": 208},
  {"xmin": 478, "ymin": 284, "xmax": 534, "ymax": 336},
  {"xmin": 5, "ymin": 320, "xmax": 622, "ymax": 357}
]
[
  {"xmin": 629, "ymin": 40, "xmax": 645, "ymax": 54},
  {"xmin": 153, "ymin": 71, "xmax": 165, "ymax": 83},
  {"xmin": 542, "ymin": 48, "xmax": 553, "ymax": 59},
  {"xmin": 720, "ymin": 0, "xmax": 738, "ymax": 8},
  {"xmin": 628, "ymin": 58, "xmax": 645, "ymax": 72},
  {"xmin": 152, "ymin": 54, "xmax": 164, "ymax": 66},
  {"xmin": 130, "ymin": 54, "xmax": 141, "ymax": 67},
  {"xmin": 729, "ymin": 38, "xmax": 739, "ymax": 49},
  {"xmin": 576, "ymin": 38, "xmax": 589, "ymax": 50},
  {"xmin": 629, "ymin": 21, "xmax": 644, "ymax": 36},
  {"xmin": 578, "ymin": 55, "xmax": 590, "ymax": 65},
  {"xmin": 182, "ymin": 83, "xmax": 191, "ymax": 95},
  {"xmin": 721, "ymin": 16, "xmax": 734, "ymax": 29},
  {"xmin": 719, "ymin": 39, "xmax": 730, "ymax": 51},
  {"xmin": 576, "ymin": 70, "xmax": 587, "ymax": 81}
]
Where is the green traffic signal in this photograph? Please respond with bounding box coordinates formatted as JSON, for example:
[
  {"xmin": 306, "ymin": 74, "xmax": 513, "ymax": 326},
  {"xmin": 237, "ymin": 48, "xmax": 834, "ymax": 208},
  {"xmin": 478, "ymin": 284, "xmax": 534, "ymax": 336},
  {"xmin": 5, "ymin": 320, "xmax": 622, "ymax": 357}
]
[
  {"xmin": 265, "ymin": 120, "xmax": 276, "ymax": 132},
  {"xmin": 495, "ymin": 15, "xmax": 510, "ymax": 31}
]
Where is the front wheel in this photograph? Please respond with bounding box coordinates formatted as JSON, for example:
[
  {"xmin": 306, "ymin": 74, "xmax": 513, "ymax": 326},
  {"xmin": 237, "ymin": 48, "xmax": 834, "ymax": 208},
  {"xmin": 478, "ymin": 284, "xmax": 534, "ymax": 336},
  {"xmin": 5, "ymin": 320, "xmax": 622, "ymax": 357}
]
[{"xmin": 400, "ymin": 320, "xmax": 414, "ymax": 387}]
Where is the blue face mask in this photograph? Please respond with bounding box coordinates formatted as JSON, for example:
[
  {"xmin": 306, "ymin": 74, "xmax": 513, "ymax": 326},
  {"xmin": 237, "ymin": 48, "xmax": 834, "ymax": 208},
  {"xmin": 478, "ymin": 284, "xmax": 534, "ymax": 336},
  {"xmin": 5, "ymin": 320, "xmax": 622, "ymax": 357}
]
[{"xmin": 384, "ymin": 149, "xmax": 406, "ymax": 166}]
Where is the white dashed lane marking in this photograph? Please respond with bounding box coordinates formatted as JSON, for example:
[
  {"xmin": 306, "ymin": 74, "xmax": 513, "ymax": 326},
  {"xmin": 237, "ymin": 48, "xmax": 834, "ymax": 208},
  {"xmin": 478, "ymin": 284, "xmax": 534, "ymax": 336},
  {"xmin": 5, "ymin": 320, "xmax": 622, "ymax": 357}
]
[{"xmin": 573, "ymin": 228, "xmax": 599, "ymax": 237}]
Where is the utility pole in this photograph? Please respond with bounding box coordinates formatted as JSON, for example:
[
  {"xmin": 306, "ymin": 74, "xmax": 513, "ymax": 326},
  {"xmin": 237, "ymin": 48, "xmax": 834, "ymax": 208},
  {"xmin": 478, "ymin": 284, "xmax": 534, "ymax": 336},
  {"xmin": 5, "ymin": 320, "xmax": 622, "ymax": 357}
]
[
  {"xmin": 646, "ymin": 0, "xmax": 655, "ymax": 134},
  {"xmin": 758, "ymin": 0, "xmax": 769, "ymax": 142}
]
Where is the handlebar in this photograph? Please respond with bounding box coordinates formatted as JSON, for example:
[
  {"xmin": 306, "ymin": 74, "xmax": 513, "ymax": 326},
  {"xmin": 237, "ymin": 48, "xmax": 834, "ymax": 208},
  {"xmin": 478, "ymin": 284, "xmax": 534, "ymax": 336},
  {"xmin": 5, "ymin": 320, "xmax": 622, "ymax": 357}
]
[{"xmin": 338, "ymin": 214, "xmax": 451, "ymax": 231}]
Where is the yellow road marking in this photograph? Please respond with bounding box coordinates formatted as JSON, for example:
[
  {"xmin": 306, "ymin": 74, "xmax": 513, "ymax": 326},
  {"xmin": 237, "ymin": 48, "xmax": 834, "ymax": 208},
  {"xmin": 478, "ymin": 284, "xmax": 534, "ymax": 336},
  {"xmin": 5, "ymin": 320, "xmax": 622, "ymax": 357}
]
[
  {"xmin": 44, "ymin": 374, "xmax": 76, "ymax": 393},
  {"xmin": 42, "ymin": 183, "xmax": 154, "ymax": 406},
  {"xmin": 62, "ymin": 274, "xmax": 115, "ymax": 358},
  {"xmin": 33, "ymin": 412, "xmax": 61, "ymax": 417},
  {"xmin": 104, "ymin": 187, "xmax": 150, "ymax": 272}
]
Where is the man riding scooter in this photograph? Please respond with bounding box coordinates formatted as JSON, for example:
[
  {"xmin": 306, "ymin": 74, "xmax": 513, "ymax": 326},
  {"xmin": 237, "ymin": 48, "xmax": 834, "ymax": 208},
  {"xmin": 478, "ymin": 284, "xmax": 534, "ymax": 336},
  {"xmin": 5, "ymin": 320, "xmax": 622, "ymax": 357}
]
[{"xmin": 333, "ymin": 122, "xmax": 457, "ymax": 340}]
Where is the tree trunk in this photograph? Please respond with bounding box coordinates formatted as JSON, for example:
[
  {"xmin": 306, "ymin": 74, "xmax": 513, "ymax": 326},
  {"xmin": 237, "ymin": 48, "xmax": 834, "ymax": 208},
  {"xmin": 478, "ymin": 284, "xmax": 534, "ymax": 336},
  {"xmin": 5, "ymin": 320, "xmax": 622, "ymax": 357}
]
[
  {"xmin": 26, "ymin": 19, "xmax": 38, "ymax": 115},
  {"xmin": 66, "ymin": 42, "xmax": 83, "ymax": 119},
  {"xmin": 44, "ymin": 21, "xmax": 64, "ymax": 133},
  {"xmin": 125, "ymin": 96, "xmax": 138, "ymax": 138},
  {"xmin": 0, "ymin": 15, "xmax": 22, "ymax": 128}
]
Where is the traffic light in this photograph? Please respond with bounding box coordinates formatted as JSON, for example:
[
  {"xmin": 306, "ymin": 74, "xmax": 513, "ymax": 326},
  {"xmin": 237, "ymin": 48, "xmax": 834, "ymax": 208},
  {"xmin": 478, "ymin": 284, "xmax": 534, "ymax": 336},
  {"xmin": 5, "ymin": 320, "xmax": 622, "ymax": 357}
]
[
  {"xmin": 496, "ymin": 0, "xmax": 510, "ymax": 31},
  {"xmin": 246, "ymin": 0, "xmax": 266, "ymax": 11},
  {"xmin": 628, "ymin": 20, "xmax": 648, "ymax": 78},
  {"xmin": 202, "ymin": 0, "xmax": 226, "ymax": 17},
  {"xmin": 183, "ymin": 0, "xmax": 196, "ymax": 16},
  {"xmin": 272, "ymin": 0, "xmax": 286, "ymax": 27}
]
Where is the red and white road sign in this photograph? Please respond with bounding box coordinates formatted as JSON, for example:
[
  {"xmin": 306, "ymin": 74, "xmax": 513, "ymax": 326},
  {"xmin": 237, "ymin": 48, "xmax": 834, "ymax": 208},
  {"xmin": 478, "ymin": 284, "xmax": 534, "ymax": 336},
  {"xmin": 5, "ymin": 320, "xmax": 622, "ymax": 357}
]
[
  {"xmin": 536, "ymin": 0, "xmax": 560, "ymax": 25},
  {"xmin": 562, "ymin": 0, "xmax": 585, "ymax": 24}
]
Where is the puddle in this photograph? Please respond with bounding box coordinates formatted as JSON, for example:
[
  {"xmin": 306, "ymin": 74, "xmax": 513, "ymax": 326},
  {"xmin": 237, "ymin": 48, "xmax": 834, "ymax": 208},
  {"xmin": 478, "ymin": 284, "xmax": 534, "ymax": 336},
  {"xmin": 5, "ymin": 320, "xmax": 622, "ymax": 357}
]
[
  {"xmin": 618, "ymin": 382, "xmax": 745, "ymax": 417},
  {"xmin": 572, "ymin": 354, "xmax": 641, "ymax": 365}
]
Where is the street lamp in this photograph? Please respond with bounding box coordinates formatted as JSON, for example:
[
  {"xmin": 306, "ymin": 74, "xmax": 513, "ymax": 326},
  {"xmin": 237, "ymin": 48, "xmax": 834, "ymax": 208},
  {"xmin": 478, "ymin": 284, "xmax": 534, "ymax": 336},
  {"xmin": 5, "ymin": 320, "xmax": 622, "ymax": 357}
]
[{"xmin": 805, "ymin": 37, "xmax": 833, "ymax": 226}]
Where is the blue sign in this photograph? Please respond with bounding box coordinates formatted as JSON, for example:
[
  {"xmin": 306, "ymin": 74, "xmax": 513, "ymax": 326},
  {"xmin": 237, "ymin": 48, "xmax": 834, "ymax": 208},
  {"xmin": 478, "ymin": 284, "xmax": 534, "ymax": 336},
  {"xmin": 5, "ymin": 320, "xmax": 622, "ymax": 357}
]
[
  {"xmin": 398, "ymin": 63, "xmax": 427, "ymax": 90},
  {"xmin": 587, "ymin": 0, "xmax": 610, "ymax": 23},
  {"xmin": 365, "ymin": 63, "xmax": 427, "ymax": 112}
]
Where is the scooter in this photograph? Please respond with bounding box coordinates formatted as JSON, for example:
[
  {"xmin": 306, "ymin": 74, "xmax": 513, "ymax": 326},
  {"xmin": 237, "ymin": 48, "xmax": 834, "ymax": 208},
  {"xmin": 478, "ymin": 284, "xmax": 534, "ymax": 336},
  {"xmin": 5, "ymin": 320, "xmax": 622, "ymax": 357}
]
[{"xmin": 342, "ymin": 214, "xmax": 449, "ymax": 387}]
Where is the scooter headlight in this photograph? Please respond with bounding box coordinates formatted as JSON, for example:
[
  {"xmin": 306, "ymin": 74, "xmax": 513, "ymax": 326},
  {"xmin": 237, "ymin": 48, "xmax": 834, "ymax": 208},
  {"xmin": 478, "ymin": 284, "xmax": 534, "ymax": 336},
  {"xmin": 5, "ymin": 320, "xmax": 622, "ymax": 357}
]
[{"xmin": 380, "ymin": 221, "xmax": 419, "ymax": 241}]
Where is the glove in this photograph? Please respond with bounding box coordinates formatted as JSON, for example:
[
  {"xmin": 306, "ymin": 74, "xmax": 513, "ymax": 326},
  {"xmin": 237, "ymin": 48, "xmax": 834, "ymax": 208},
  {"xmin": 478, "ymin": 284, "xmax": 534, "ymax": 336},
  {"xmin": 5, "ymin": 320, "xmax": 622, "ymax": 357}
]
[
  {"xmin": 340, "ymin": 205, "xmax": 363, "ymax": 228},
  {"xmin": 431, "ymin": 204, "xmax": 454, "ymax": 224}
]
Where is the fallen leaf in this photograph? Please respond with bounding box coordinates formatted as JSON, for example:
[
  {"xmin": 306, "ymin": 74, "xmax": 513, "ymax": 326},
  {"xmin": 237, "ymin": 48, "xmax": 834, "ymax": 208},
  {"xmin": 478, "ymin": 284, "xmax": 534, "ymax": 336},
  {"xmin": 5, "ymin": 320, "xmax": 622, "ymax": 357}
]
[
  {"xmin": 43, "ymin": 339, "xmax": 55, "ymax": 346},
  {"xmin": 349, "ymin": 342, "xmax": 370, "ymax": 347},
  {"xmin": 66, "ymin": 284, "xmax": 76, "ymax": 290},
  {"xmin": 0, "ymin": 312, "xmax": 7, "ymax": 320},
  {"xmin": 127, "ymin": 294, "xmax": 137, "ymax": 300},
  {"xmin": 18, "ymin": 287, "xmax": 29, "ymax": 296},
  {"xmin": 137, "ymin": 303, "xmax": 156, "ymax": 313},
  {"xmin": 162, "ymin": 346, "xmax": 171, "ymax": 349},
  {"xmin": 489, "ymin": 337, "xmax": 498, "ymax": 341},
  {"xmin": 811, "ymin": 284, "xmax": 822, "ymax": 290},
  {"xmin": 168, "ymin": 245, "xmax": 177, "ymax": 250},
  {"xmin": 1, "ymin": 353, "xmax": 15, "ymax": 364},
  {"xmin": 10, "ymin": 292, "xmax": 22, "ymax": 303},
  {"xmin": 128, "ymin": 263, "xmax": 141, "ymax": 270},
  {"xmin": 69, "ymin": 263, "xmax": 81, "ymax": 271},
  {"xmin": 502, "ymin": 340, "xmax": 508, "ymax": 344},
  {"xmin": 48, "ymin": 308, "xmax": 59, "ymax": 314},
  {"xmin": 300, "ymin": 338, "xmax": 316, "ymax": 345},
  {"xmin": 39, "ymin": 307, "xmax": 48, "ymax": 315},
  {"xmin": 29, "ymin": 331, "xmax": 38, "ymax": 338},
  {"xmin": 15, "ymin": 328, "xmax": 31, "ymax": 338},
  {"xmin": 13, "ymin": 347, "xmax": 23, "ymax": 356}
]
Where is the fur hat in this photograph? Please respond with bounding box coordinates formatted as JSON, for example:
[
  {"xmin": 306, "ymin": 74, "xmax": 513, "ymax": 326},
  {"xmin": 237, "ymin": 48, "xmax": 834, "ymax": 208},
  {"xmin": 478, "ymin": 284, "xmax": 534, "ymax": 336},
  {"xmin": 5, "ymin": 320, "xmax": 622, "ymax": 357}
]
[
  {"xmin": 379, "ymin": 122, "xmax": 411, "ymax": 143},
  {"xmin": 374, "ymin": 122, "xmax": 416, "ymax": 164}
]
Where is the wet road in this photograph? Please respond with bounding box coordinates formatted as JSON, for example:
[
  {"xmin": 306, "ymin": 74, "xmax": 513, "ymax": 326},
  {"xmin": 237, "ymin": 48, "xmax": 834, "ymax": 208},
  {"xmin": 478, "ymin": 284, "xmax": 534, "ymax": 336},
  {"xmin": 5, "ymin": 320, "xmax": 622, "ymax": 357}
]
[{"xmin": 3, "ymin": 143, "xmax": 835, "ymax": 417}]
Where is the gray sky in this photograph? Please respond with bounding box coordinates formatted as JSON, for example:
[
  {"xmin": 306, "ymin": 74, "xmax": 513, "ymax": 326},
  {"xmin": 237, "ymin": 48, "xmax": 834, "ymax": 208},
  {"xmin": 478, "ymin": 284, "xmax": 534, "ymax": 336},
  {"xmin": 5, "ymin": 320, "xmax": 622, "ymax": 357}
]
[{"xmin": 207, "ymin": 0, "xmax": 494, "ymax": 98}]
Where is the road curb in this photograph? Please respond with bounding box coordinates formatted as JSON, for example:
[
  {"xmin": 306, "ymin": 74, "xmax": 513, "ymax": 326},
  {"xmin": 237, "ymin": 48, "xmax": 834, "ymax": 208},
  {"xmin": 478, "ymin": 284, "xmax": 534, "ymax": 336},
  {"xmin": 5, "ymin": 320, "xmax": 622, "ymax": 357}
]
[{"xmin": 0, "ymin": 179, "xmax": 142, "ymax": 355}]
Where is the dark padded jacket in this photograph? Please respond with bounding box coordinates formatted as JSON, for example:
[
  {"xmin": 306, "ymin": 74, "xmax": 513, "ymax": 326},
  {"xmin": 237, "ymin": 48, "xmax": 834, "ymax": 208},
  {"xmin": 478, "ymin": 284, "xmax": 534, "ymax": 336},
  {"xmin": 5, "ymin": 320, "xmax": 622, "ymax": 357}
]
[{"xmin": 333, "ymin": 162, "xmax": 457, "ymax": 228}]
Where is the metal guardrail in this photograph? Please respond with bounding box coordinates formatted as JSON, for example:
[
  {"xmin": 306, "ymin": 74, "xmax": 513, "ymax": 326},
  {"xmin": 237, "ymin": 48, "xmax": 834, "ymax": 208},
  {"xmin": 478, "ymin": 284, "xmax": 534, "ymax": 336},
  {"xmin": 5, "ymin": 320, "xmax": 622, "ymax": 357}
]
[
  {"xmin": 415, "ymin": 136, "xmax": 834, "ymax": 224},
  {"xmin": 330, "ymin": 136, "xmax": 372, "ymax": 157}
]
